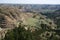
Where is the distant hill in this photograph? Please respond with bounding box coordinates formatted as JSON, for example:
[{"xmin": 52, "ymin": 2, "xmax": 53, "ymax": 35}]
[{"xmin": 0, "ymin": 4, "xmax": 60, "ymax": 12}]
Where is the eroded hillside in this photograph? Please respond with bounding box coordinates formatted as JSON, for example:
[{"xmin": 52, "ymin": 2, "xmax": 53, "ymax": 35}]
[{"xmin": 0, "ymin": 5, "xmax": 57, "ymax": 40}]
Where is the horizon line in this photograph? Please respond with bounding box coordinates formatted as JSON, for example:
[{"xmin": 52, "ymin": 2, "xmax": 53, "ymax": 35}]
[{"xmin": 0, "ymin": 3, "xmax": 60, "ymax": 5}]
